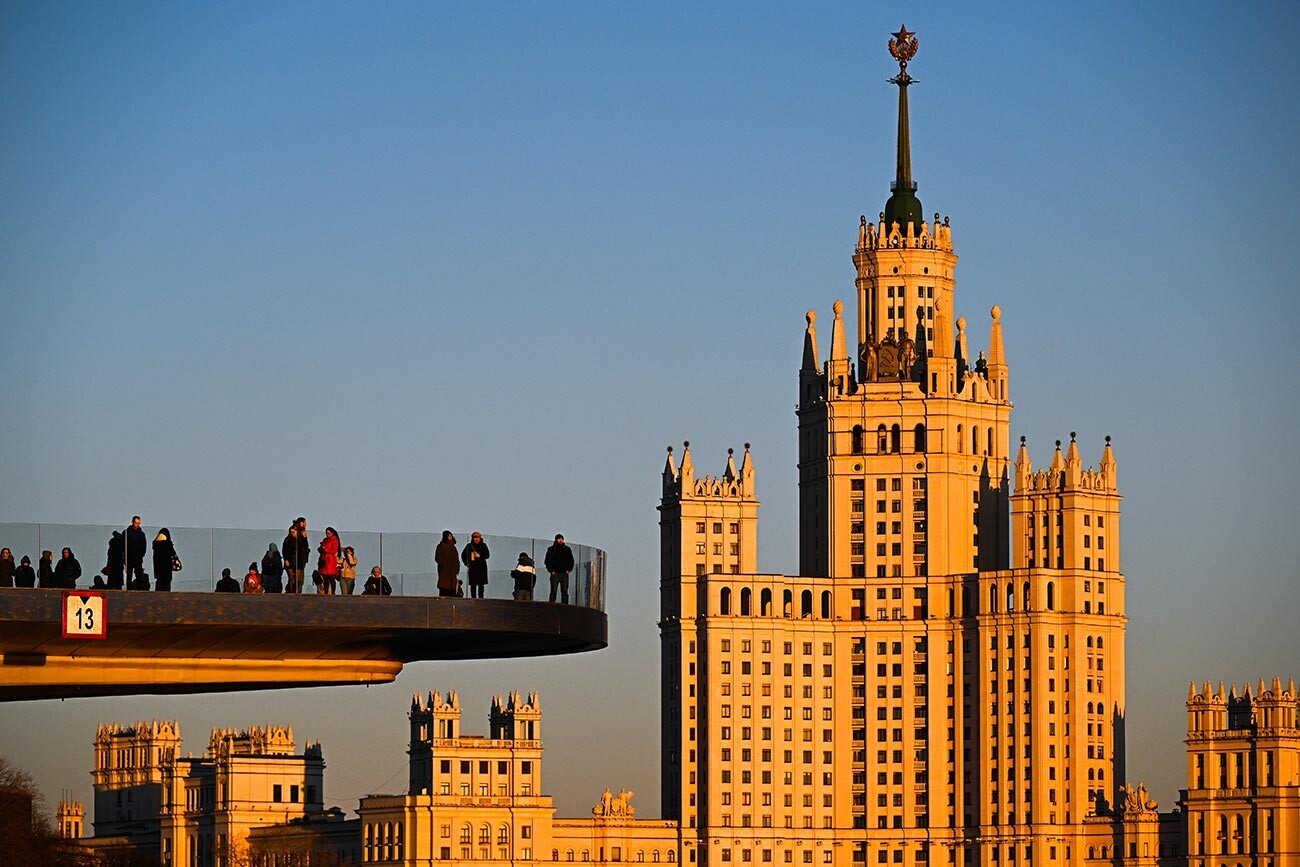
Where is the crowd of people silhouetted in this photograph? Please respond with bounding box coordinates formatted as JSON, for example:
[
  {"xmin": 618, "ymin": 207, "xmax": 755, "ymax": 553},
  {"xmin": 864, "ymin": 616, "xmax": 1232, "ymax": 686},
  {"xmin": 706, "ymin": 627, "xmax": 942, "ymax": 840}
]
[{"xmin": 0, "ymin": 518, "xmax": 577, "ymax": 604}]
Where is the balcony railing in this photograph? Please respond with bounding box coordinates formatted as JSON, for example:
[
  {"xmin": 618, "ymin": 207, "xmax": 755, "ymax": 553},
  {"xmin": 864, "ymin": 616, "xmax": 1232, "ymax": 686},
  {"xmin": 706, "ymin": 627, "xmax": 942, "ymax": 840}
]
[{"xmin": 0, "ymin": 522, "xmax": 606, "ymax": 611}]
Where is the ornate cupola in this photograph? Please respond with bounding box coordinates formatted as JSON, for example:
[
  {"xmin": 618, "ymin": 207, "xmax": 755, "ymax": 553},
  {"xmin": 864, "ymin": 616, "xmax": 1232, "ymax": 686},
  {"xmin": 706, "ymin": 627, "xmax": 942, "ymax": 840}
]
[{"xmin": 883, "ymin": 26, "xmax": 923, "ymax": 233}]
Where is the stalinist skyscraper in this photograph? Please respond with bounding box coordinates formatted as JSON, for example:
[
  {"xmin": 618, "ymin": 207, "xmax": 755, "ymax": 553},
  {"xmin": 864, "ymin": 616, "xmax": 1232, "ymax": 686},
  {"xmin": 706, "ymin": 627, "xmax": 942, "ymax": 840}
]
[{"xmin": 660, "ymin": 28, "xmax": 1126, "ymax": 867}]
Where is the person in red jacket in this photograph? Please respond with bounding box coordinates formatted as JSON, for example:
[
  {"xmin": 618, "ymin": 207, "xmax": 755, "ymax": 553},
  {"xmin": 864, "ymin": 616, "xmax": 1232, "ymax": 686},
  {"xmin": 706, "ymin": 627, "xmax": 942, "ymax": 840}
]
[{"xmin": 316, "ymin": 527, "xmax": 340, "ymax": 595}]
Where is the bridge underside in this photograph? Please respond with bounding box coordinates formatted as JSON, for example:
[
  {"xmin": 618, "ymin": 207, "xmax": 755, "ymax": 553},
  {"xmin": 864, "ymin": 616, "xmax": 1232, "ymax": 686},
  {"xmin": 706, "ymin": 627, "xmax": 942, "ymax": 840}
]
[{"xmin": 0, "ymin": 590, "xmax": 606, "ymax": 701}]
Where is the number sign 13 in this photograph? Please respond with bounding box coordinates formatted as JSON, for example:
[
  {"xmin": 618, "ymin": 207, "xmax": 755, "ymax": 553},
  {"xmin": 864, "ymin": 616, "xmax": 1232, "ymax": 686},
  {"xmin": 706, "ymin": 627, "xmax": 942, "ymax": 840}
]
[{"xmin": 62, "ymin": 591, "xmax": 107, "ymax": 639}]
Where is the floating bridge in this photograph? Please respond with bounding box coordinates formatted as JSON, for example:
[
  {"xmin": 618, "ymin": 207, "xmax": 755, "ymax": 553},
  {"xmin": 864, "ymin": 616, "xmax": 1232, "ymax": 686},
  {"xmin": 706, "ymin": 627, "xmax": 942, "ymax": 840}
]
[{"xmin": 0, "ymin": 523, "xmax": 607, "ymax": 701}]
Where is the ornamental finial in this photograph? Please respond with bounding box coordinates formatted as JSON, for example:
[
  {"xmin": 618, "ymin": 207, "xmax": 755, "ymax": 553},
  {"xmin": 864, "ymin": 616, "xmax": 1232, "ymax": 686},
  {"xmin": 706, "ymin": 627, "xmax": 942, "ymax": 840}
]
[{"xmin": 888, "ymin": 26, "xmax": 919, "ymax": 85}]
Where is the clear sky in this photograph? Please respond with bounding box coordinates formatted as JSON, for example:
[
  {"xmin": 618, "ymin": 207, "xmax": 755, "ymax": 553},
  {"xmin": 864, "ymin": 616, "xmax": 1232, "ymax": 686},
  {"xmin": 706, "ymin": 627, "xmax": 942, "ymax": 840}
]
[{"xmin": 1, "ymin": 1, "xmax": 1297, "ymax": 821}]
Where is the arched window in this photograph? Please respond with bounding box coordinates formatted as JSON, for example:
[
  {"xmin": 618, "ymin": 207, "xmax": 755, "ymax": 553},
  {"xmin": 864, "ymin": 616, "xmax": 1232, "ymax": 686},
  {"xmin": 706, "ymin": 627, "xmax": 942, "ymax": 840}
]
[
  {"xmin": 1006, "ymin": 583, "xmax": 1015, "ymax": 612},
  {"xmin": 396, "ymin": 822, "xmax": 404, "ymax": 857},
  {"xmin": 783, "ymin": 589, "xmax": 793, "ymax": 617},
  {"xmin": 1234, "ymin": 815, "xmax": 1245, "ymax": 853},
  {"xmin": 1087, "ymin": 636, "xmax": 1094, "ymax": 648},
  {"xmin": 740, "ymin": 587, "xmax": 752, "ymax": 616},
  {"xmin": 890, "ymin": 424, "xmax": 901, "ymax": 453},
  {"xmin": 553, "ymin": 850, "xmax": 561, "ymax": 861},
  {"xmin": 989, "ymin": 584, "xmax": 998, "ymax": 614},
  {"xmin": 914, "ymin": 424, "xmax": 926, "ymax": 453},
  {"xmin": 567, "ymin": 850, "xmax": 575, "ymax": 862},
  {"xmin": 461, "ymin": 824, "xmax": 472, "ymax": 844},
  {"xmin": 801, "ymin": 590, "xmax": 813, "ymax": 618},
  {"xmin": 972, "ymin": 426, "xmax": 980, "ymax": 455},
  {"xmin": 479, "ymin": 824, "xmax": 491, "ymax": 844},
  {"xmin": 1087, "ymin": 847, "xmax": 1094, "ymax": 860},
  {"xmin": 1087, "ymin": 702, "xmax": 1094, "ymax": 715},
  {"xmin": 385, "ymin": 822, "xmax": 394, "ymax": 860},
  {"xmin": 820, "ymin": 590, "xmax": 832, "ymax": 619},
  {"xmin": 653, "ymin": 851, "xmax": 662, "ymax": 863},
  {"xmin": 1097, "ymin": 637, "xmax": 1104, "ymax": 649},
  {"xmin": 957, "ymin": 424, "xmax": 964, "ymax": 453},
  {"xmin": 1022, "ymin": 582, "xmax": 1030, "ymax": 611},
  {"xmin": 637, "ymin": 851, "xmax": 645, "ymax": 862},
  {"xmin": 962, "ymin": 585, "xmax": 973, "ymax": 616},
  {"xmin": 1218, "ymin": 817, "xmax": 1229, "ymax": 853},
  {"xmin": 667, "ymin": 852, "xmax": 676, "ymax": 863},
  {"xmin": 720, "ymin": 587, "xmax": 731, "ymax": 615},
  {"xmin": 987, "ymin": 428, "xmax": 994, "ymax": 457},
  {"xmin": 582, "ymin": 850, "xmax": 591, "ymax": 862},
  {"xmin": 877, "ymin": 425, "xmax": 888, "ymax": 454},
  {"xmin": 760, "ymin": 588, "xmax": 772, "ymax": 616},
  {"xmin": 851, "ymin": 425, "xmax": 864, "ymax": 455},
  {"xmin": 498, "ymin": 824, "xmax": 510, "ymax": 844},
  {"xmin": 1046, "ymin": 582, "xmax": 1055, "ymax": 611}
]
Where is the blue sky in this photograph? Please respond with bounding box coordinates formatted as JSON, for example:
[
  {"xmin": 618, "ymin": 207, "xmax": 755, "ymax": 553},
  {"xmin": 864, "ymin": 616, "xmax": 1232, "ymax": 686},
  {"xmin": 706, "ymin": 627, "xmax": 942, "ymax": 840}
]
[{"xmin": 1, "ymin": 1, "xmax": 1297, "ymax": 818}]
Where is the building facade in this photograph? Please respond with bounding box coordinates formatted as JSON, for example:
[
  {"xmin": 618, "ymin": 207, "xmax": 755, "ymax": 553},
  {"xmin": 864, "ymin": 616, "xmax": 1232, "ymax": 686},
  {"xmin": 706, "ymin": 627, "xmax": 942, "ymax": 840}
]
[
  {"xmin": 358, "ymin": 691, "xmax": 677, "ymax": 867},
  {"xmin": 658, "ymin": 27, "xmax": 1143, "ymax": 867},
  {"xmin": 69, "ymin": 720, "xmax": 330, "ymax": 866},
  {"xmin": 1181, "ymin": 680, "xmax": 1299, "ymax": 867}
]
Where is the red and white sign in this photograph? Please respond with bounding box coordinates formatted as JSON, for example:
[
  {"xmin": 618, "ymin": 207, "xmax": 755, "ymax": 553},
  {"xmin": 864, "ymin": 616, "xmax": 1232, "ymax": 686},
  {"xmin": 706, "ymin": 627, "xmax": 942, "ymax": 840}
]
[{"xmin": 62, "ymin": 591, "xmax": 107, "ymax": 639}]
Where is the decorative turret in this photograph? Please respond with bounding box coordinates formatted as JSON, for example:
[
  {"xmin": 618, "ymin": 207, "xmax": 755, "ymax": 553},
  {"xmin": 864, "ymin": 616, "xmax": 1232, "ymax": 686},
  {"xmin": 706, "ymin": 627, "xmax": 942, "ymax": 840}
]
[
  {"xmin": 490, "ymin": 690, "xmax": 542, "ymax": 741},
  {"xmin": 986, "ymin": 305, "xmax": 1008, "ymax": 401},
  {"xmin": 883, "ymin": 26, "xmax": 923, "ymax": 234}
]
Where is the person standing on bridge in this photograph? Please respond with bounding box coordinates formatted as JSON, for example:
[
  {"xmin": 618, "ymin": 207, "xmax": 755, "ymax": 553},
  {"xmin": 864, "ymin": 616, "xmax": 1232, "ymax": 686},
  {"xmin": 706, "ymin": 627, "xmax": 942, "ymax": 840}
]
[
  {"xmin": 0, "ymin": 549, "xmax": 16, "ymax": 587},
  {"xmin": 261, "ymin": 542, "xmax": 284, "ymax": 594},
  {"xmin": 511, "ymin": 552, "xmax": 537, "ymax": 601},
  {"xmin": 124, "ymin": 514, "xmax": 148, "ymax": 590},
  {"xmin": 104, "ymin": 531, "xmax": 125, "ymax": 589},
  {"xmin": 283, "ymin": 519, "xmax": 310, "ymax": 594},
  {"xmin": 14, "ymin": 555, "xmax": 36, "ymax": 588},
  {"xmin": 54, "ymin": 547, "xmax": 81, "ymax": 589},
  {"xmin": 339, "ymin": 545, "xmax": 358, "ymax": 595},
  {"xmin": 316, "ymin": 526, "xmax": 340, "ymax": 595},
  {"xmin": 125, "ymin": 515, "xmax": 149, "ymax": 590},
  {"xmin": 461, "ymin": 532, "xmax": 491, "ymax": 598},
  {"xmin": 545, "ymin": 534, "xmax": 575, "ymax": 604},
  {"xmin": 38, "ymin": 550, "xmax": 55, "ymax": 588},
  {"xmin": 435, "ymin": 530, "xmax": 460, "ymax": 597},
  {"xmin": 152, "ymin": 529, "xmax": 178, "ymax": 592}
]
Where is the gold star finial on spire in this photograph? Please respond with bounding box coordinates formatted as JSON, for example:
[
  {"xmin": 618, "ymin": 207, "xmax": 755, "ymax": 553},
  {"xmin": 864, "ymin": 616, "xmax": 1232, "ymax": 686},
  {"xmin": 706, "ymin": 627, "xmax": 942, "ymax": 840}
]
[{"xmin": 888, "ymin": 26, "xmax": 919, "ymax": 84}]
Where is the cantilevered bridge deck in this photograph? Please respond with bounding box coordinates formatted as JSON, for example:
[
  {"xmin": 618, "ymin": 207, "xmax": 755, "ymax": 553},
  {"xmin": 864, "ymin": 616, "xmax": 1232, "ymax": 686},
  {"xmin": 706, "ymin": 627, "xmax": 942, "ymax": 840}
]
[
  {"xmin": 0, "ymin": 523, "xmax": 607, "ymax": 701},
  {"xmin": 0, "ymin": 590, "xmax": 606, "ymax": 700}
]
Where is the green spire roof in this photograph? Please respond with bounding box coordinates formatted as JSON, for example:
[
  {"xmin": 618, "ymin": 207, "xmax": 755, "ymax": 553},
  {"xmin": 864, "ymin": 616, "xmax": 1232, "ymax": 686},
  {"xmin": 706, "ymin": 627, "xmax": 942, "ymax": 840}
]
[{"xmin": 883, "ymin": 26, "xmax": 923, "ymax": 233}]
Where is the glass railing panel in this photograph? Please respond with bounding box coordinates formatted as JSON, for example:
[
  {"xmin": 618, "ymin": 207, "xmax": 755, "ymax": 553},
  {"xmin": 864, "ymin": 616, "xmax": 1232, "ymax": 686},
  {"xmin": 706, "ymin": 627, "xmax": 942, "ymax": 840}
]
[{"xmin": 0, "ymin": 523, "xmax": 605, "ymax": 611}]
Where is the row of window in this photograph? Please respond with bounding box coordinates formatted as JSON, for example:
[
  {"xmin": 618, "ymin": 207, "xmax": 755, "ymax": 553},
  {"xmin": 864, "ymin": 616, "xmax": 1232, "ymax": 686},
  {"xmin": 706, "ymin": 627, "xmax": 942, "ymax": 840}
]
[
  {"xmin": 718, "ymin": 587, "xmax": 832, "ymax": 619},
  {"xmin": 551, "ymin": 849, "xmax": 676, "ymax": 863}
]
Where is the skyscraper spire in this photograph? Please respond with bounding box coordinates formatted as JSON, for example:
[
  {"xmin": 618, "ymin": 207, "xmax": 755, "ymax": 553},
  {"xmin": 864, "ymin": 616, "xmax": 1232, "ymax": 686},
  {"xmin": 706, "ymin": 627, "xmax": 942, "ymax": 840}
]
[{"xmin": 884, "ymin": 26, "xmax": 923, "ymax": 233}]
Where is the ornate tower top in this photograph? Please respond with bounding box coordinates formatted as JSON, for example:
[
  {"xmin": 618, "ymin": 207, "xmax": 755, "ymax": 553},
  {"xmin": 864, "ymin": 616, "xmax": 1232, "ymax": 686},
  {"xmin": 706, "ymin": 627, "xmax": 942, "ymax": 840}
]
[{"xmin": 884, "ymin": 26, "xmax": 923, "ymax": 233}]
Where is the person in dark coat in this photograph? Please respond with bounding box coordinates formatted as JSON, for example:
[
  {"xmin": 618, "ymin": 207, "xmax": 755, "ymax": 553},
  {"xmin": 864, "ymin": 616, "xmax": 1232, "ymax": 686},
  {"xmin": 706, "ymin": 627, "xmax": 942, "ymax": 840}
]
[
  {"xmin": 261, "ymin": 543, "xmax": 284, "ymax": 594},
  {"xmin": 125, "ymin": 515, "xmax": 148, "ymax": 588},
  {"xmin": 54, "ymin": 548, "xmax": 81, "ymax": 589},
  {"xmin": 214, "ymin": 568, "xmax": 240, "ymax": 593},
  {"xmin": 461, "ymin": 532, "xmax": 491, "ymax": 598},
  {"xmin": 14, "ymin": 556, "xmax": 36, "ymax": 588},
  {"xmin": 104, "ymin": 531, "xmax": 125, "ymax": 589},
  {"xmin": 544, "ymin": 533, "xmax": 575, "ymax": 604},
  {"xmin": 511, "ymin": 552, "xmax": 537, "ymax": 601},
  {"xmin": 0, "ymin": 548, "xmax": 15, "ymax": 587},
  {"xmin": 283, "ymin": 520, "xmax": 310, "ymax": 594},
  {"xmin": 362, "ymin": 566, "xmax": 392, "ymax": 596},
  {"xmin": 38, "ymin": 551, "xmax": 55, "ymax": 588},
  {"xmin": 434, "ymin": 531, "xmax": 459, "ymax": 597},
  {"xmin": 152, "ymin": 529, "xmax": 178, "ymax": 592}
]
